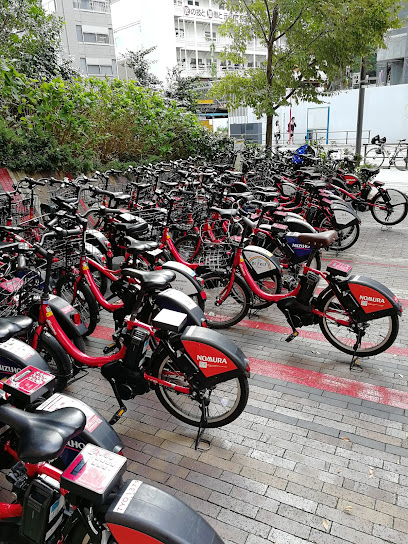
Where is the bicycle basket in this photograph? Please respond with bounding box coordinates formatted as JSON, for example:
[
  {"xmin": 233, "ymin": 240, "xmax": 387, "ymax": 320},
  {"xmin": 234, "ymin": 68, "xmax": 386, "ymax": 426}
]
[
  {"xmin": 198, "ymin": 243, "xmax": 231, "ymax": 269},
  {"xmin": 0, "ymin": 267, "xmax": 45, "ymax": 317},
  {"xmin": 371, "ymin": 135, "xmax": 380, "ymax": 145}
]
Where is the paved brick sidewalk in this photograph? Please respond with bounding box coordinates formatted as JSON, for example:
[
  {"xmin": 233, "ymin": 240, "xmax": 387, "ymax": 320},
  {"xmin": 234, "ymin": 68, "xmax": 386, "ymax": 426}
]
[{"xmin": 68, "ymin": 212, "xmax": 408, "ymax": 544}]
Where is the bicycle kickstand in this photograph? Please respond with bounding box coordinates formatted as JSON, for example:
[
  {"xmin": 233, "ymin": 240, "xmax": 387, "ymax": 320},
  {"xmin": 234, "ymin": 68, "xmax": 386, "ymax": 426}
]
[
  {"xmin": 108, "ymin": 378, "xmax": 128, "ymax": 425},
  {"xmin": 194, "ymin": 398, "xmax": 211, "ymax": 451},
  {"xmin": 349, "ymin": 330, "xmax": 363, "ymax": 372},
  {"xmin": 283, "ymin": 310, "xmax": 299, "ymax": 343}
]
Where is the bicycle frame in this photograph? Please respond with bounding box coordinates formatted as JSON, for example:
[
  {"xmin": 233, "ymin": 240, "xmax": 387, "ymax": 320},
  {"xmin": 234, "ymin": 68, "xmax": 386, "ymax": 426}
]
[
  {"xmin": 217, "ymin": 248, "xmax": 352, "ymax": 327},
  {"xmin": 30, "ymin": 295, "xmax": 190, "ymax": 394}
]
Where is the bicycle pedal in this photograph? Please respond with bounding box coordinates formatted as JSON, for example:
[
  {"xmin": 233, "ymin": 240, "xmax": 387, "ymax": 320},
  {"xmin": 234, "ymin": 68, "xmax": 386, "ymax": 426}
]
[
  {"xmin": 109, "ymin": 406, "xmax": 127, "ymax": 425},
  {"xmin": 285, "ymin": 331, "xmax": 299, "ymax": 342},
  {"xmin": 103, "ymin": 342, "xmax": 117, "ymax": 355}
]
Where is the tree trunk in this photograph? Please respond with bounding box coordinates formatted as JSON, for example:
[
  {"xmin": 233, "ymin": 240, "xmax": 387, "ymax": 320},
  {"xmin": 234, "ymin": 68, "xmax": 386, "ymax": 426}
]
[{"xmin": 266, "ymin": 114, "xmax": 273, "ymax": 149}]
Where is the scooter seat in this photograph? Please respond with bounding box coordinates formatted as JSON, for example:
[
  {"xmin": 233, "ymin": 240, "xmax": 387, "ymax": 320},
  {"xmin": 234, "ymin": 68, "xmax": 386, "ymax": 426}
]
[
  {"xmin": 0, "ymin": 405, "xmax": 86, "ymax": 463},
  {"xmin": 0, "ymin": 316, "xmax": 33, "ymax": 343},
  {"xmin": 121, "ymin": 269, "xmax": 176, "ymax": 292},
  {"xmin": 124, "ymin": 237, "xmax": 159, "ymax": 254}
]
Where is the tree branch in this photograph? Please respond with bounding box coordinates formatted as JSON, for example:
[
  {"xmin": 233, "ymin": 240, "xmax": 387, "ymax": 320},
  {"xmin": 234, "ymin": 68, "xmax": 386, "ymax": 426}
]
[
  {"xmin": 275, "ymin": 9, "xmax": 303, "ymax": 40},
  {"xmin": 241, "ymin": 0, "xmax": 268, "ymax": 43},
  {"xmin": 263, "ymin": 0, "xmax": 272, "ymax": 38}
]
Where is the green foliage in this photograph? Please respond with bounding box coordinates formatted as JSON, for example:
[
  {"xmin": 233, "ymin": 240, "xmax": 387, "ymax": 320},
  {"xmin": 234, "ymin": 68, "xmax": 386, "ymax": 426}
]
[
  {"xmin": 0, "ymin": 0, "xmax": 76, "ymax": 80},
  {"xmin": 122, "ymin": 46, "xmax": 161, "ymax": 88},
  {"xmin": 165, "ymin": 66, "xmax": 201, "ymax": 112},
  {"xmin": 210, "ymin": 0, "xmax": 404, "ymax": 146},
  {"xmin": 0, "ymin": 62, "xmax": 231, "ymax": 174}
]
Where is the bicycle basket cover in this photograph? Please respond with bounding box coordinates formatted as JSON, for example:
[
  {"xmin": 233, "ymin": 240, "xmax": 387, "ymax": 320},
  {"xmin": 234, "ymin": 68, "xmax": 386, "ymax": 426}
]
[
  {"xmin": 371, "ymin": 135, "xmax": 379, "ymax": 145},
  {"xmin": 293, "ymin": 145, "xmax": 315, "ymax": 165}
]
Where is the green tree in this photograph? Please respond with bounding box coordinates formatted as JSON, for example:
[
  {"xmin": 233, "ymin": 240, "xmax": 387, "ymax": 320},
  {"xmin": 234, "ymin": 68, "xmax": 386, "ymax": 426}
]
[
  {"xmin": 122, "ymin": 46, "xmax": 161, "ymax": 87},
  {"xmin": 210, "ymin": 0, "xmax": 403, "ymax": 148},
  {"xmin": 165, "ymin": 66, "xmax": 201, "ymax": 112},
  {"xmin": 0, "ymin": 0, "xmax": 75, "ymax": 80}
]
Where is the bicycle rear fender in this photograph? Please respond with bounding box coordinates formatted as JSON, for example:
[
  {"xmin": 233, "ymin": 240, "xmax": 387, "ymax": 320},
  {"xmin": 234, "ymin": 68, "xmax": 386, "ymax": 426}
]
[
  {"xmin": 0, "ymin": 339, "xmax": 50, "ymax": 380},
  {"xmin": 243, "ymin": 245, "xmax": 282, "ymax": 277},
  {"xmin": 330, "ymin": 203, "xmax": 360, "ymax": 228},
  {"xmin": 162, "ymin": 261, "xmax": 204, "ymax": 297},
  {"xmin": 30, "ymin": 295, "xmax": 87, "ymax": 338},
  {"xmin": 106, "ymin": 480, "xmax": 224, "ymax": 544},
  {"xmin": 346, "ymin": 276, "xmax": 402, "ymax": 319},
  {"xmin": 155, "ymin": 288, "xmax": 205, "ymax": 326},
  {"xmin": 181, "ymin": 325, "xmax": 250, "ymax": 384},
  {"xmin": 37, "ymin": 393, "xmax": 123, "ymax": 467}
]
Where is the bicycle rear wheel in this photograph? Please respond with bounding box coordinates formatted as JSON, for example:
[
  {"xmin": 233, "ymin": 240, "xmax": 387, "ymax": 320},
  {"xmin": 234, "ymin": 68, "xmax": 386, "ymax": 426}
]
[
  {"xmin": 318, "ymin": 291, "xmax": 399, "ymax": 356},
  {"xmin": 394, "ymin": 150, "xmax": 408, "ymax": 171},
  {"xmin": 370, "ymin": 189, "xmax": 408, "ymax": 225},
  {"xmin": 365, "ymin": 148, "xmax": 385, "ymax": 168},
  {"xmin": 202, "ymin": 271, "xmax": 250, "ymax": 329},
  {"xmin": 319, "ymin": 217, "xmax": 360, "ymax": 251},
  {"xmin": 55, "ymin": 278, "xmax": 99, "ymax": 337},
  {"xmin": 151, "ymin": 349, "xmax": 249, "ymax": 428}
]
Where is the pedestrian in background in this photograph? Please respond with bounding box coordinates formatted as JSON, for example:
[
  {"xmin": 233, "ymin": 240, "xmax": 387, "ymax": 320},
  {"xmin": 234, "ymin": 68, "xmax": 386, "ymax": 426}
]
[
  {"xmin": 288, "ymin": 116, "xmax": 296, "ymax": 144},
  {"xmin": 274, "ymin": 120, "xmax": 281, "ymax": 145}
]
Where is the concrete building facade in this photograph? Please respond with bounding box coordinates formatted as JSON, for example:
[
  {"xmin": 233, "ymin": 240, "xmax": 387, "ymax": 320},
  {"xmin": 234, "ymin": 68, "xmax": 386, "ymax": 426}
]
[
  {"xmin": 376, "ymin": 7, "xmax": 408, "ymax": 86},
  {"xmin": 43, "ymin": 0, "xmax": 118, "ymax": 77},
  {"xmin": 111, "ymin": 0, "xmax": 267, "ymax": 83}
]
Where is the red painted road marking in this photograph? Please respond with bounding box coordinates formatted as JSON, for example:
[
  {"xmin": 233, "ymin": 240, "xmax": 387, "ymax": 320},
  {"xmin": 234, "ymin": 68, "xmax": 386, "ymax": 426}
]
[
  {"xmin": 90, "ymin": 325, "xmax": 408, "ymax": 409},
  {"xmin": 239, "ymin": 319, "xmax": 408, "ymax": 357},
  {"xmin": 249, "ymin": 357, "xmax": 408, "ymax": 410}
]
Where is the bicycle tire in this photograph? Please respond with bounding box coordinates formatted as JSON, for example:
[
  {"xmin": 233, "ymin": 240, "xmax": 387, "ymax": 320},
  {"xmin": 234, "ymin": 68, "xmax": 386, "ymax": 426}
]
[
  {"xmin": 55, "ymin": 278, "xmax": 99, "ymax": 337},
  {"xmin": 248, "ymin": 264, "xmax": 282, "ymax": 310},
  {"xmin": 394, "ymin": 150, "xmax": 408, "ymax": 171},
  {"xmin": 151, "ymin": 347, "xmax": 249, "ymax": 428},
  {"xmin": 365, "ymin": 148, "xmax": 385, "ymax": 168},
  {"xmin": 36, "ymin": 332, "xmax": 72, "ymax": 391},
  {"xmin": 88, "ymin": 263, "xmax": 109, "ymax": 296},
  {"xmin": 318, "ymin": 290, "xmax": 399, "ymax": 356},
  {"xmin": 370, "ymin": 189, "xmax": 408, "ymax": 225},
  {"xmin": 202, "ymin": 271, "xmax": 250, "ymax": 329},
  {"xmin": 319, "ymin": 216, "xmax": 360, "ymax": 251},
  {"xmin": 174, "ymin": 234, "xmax": 202, "ymax": 263}
]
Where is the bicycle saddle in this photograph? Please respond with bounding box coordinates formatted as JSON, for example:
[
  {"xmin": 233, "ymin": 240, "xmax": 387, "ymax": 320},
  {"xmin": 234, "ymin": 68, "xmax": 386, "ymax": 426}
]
[
  {"xmin": 209, "ymin": 207, "xmax": 239, "ymax": 217},
  {"xmin": 0, "ymin": 316, "xmax": 33, "ymax": 343},
  {"xmin": 121, "ymin": 269, "xmax": 176, "ymax": 292},
  {"xmin": 0, "ymin": 405, "xmax": 86, "ymax": 463},
  {"xmin": 115, "ymin": 221, "xmax": 149, "ymax": 235},
  {"xmin": 124, "ymin": 237, "xmax": 159, "ymax": 254},
  {"xmin": 359, "ymin": 167, "xmax": 380, "ymax": 176},
  {"xmin": 297, "ymin": 230, "xmax": 338, "ymax": 249}
]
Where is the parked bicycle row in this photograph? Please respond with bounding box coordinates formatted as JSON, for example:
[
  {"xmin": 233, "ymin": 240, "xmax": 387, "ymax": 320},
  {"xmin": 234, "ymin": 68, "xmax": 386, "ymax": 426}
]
[{"xmin": 0, "ymin": 154, "xmax": 404, "ymax": 541}]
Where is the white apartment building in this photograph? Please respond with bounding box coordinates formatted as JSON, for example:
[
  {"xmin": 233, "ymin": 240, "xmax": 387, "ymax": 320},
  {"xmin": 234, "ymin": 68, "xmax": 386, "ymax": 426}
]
[
  {"xmin": 111, "ymin": 0, "xmax": 267, "ymax": 82},
  {"xmin": 42, "ymin": 0, "xmax": 118, "ymax": 77}
]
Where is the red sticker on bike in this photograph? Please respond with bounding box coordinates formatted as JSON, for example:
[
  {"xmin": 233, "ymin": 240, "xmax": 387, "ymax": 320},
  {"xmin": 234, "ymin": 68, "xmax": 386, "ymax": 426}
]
[
  {"xmin": 182, "ymin": 340, "xmax": 237, "ymax": 377},
  {"xmin": 349, "ymin": 284, "xmax": 393, "ymax": 314}
]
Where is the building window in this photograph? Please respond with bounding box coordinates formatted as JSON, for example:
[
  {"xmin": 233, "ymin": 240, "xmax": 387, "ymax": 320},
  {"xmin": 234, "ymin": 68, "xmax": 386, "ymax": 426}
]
[
  {"xmin": 76, "ymin": 25, "xmax": 112, "ymax": 44},
  {"xmin": 73, "ymin": 0, "xmax": 110, "ymax": 13},
  {"xmin": 175, "ymin": 29, "xmax": 185, "ymax": 38},
  {"xmin": 204, "ymin": 31, "xmax": 216, "ymax": 40},
  {"xmin": 87, "ymin": 64, "xmax": 113, "ymax": 75},
  {"xmin": 80, "ymin": 58, "xmax": 87, "ymax": 73},
  {"xmin": 187, "ymin": 0, "xmax": 199, "ymax": 5}
]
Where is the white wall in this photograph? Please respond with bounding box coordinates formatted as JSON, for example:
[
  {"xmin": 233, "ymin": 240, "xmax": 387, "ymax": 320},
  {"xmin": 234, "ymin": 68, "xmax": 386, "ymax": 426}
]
[{"xmin": 230, "ymin": 84, "xmax": 408, "ymax": 147}]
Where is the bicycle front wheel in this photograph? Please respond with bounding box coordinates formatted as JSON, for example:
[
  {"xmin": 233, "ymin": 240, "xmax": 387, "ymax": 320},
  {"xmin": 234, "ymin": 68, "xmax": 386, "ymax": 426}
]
[
  {"xmin": 370, "ymin": 189, "xmax": 408, "ymax": 225},
  {"xmin": 174, "ymin": 234, "xmax": 202, "ymax": 263},
  {"xmin": 202, "ymin": 272, "xmax": 250, "ymax": 329},
  {"xmin": 318, "ymin": 291, "xmax": 399, "ymax": 356},
  {"xmin": 151, "ymin": 349, "xmax": 249, "ymax": 428},
  {"xmin": 55, "ymin": 278, "xmax": 99, "ymax": 336},
  {"xmin": 394, "ymin": 150, "xmax": 408, "ymax": 171},
  {"xmin": 365, "ymin": 148, "xmax": 385, "ymax": 168}
]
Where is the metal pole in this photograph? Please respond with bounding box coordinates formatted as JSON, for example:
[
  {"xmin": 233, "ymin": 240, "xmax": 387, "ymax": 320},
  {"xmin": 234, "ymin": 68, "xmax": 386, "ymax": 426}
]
[{"xmin": 355, "ymin": 57, "xmax": 366, "ymax": 156}]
